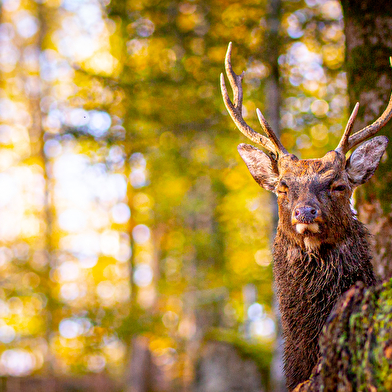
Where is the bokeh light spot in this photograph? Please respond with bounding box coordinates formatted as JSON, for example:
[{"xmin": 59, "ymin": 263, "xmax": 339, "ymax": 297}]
[
  {"xmin": 132, "ymin": 224, "xmax": 150, "ymax": 244},
  {"xmin": 88, "ymin": 111, "xmax": 111, "ymax": 138},
  {"xmin": 1, "ymin": 349, "xmax": 35, "ymax": 376},
  {"xmin": 87, "ymin": 354, "xmax": 106, "ymax": 372},
  {"xmin": 111, "ymin": 203, "xmax": 130, "ymax": 224},
  {"xmin": 134, "ymin": 263, "xmax": 153, "ymax": 287},
  {"xmin": 97, "ymin": 280, "xmax": 115, "ymax": 299},
  {"xmin": 0, "ymin": 325, "xmax": 16, "ymax": 343},
  {"xmin": 60, "ymin": 282, "xmax": 80, "ymax": 301},
  {"xmin": 59, "ymin": 319, "xmax": 82, "ymax": 339},
  {"xmin": 250, "ymin": 317, "xmax": 276, "ymax": 339},
  {"xmin": 248, "ymin": 303, "xmax": 264, "ymax": 321},
  {"xmin": 311, "ymin": 99, "xmax": 329, "ymax": 117}
]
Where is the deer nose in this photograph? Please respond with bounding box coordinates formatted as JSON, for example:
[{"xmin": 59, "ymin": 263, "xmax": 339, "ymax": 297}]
[{"xmin": 293, "ymin": 206, "xmax": 319, "ymax": 223}]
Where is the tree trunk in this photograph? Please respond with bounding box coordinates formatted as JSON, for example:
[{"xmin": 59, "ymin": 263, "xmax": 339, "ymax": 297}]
[
  {"xmin": 340, "ymin": 0, "xmax": 392, "ymax": 278},
  {"xmin": 125, "ymin": 336, "xmax": 157, "ymax": 392},
  {"xmin": 193, "ymin": 341, "xmax": 265, "ymax": 392},
  {"xmin": 265, "ymin": 0, "xmax": 287, "ymax": 390},
  {"xmin": 292, "ymin": 277, "xmax": 392, "ymax": 391}
]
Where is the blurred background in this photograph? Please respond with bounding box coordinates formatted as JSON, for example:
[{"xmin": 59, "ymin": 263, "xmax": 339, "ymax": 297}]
[{"xmin": 0, "ymin": 0, "xmax": 348, "ymax": 390}]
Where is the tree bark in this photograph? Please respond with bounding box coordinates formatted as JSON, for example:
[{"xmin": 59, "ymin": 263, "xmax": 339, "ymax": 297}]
[
  {"xmin": 340, "ymin": 0, "xmax": 392, "ymax": 278},
  {"xmin": 292, "ymin": 277, "xmax": 392, "ymax": 391}
]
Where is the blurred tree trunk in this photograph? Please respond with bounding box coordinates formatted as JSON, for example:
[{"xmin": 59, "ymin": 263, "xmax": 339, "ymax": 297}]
[
  {"xmin": 29, "ymin": 2, "xmax": 56, "ymax": 374},
  {"xmin": 292, "ymin": 5, "xmax": 392, "ymax": 390},
  {"xmin": 265, "ymin": 0, "xmax": 286, "ymax": 390},
  {"xmin": 340, "ymin": 0, "xmax": 392, "ymax": 278},
  {"xmin": 193, "ymin": 341, "xmax": 265, "ymax": 392},
  {"xmin": 125, "ymin": 336, "xmax": 162, "ymax": 392}
]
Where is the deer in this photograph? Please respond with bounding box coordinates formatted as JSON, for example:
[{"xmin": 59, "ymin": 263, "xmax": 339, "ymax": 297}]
[{"xmin": 220, "ymin": 43, "xmax": 392, "ymax": 391}]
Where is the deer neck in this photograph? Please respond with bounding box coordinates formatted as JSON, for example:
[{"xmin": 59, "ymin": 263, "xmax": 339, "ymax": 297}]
[
  {"xmin": 274, "ymin": 218, "xmax": 373, "ymax": 270},
  {"xmin": 273, "ymin": 216, "xmax": 376, "ymax": 349},
  {"xmin": 273, "ymin": 219, "xmax": 376, "ymax": 390}
]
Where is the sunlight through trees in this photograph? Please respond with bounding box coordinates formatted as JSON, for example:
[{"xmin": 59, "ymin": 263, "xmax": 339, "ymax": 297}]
[{"xmin": 0, "ymin": 0, "xmax": 348, "ymax": 388}]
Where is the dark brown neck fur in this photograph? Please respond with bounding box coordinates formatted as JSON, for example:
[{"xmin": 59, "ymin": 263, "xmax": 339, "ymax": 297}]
[{"xmin": 273, "ymin": 219, "xmax": 375, "ymax": 391}]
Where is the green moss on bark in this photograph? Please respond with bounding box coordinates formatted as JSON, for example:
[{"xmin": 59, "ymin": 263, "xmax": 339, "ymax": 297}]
[{"xmin": 294, "ymin": 278, "xmax": 392, "ymax": 391}]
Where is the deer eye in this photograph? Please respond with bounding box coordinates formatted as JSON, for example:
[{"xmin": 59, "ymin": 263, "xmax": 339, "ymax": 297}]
[
  {"xmin": 278, "ymin": 181, "xmax": 288, "ymax": 195},
  {"xmin": 331, "ymin": 184, "xmax": 346, "ymax": 192}
]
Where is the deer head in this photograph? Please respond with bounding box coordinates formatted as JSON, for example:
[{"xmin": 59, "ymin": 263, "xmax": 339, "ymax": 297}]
[{"xmin": 221, "ymin": 43, "xmax": 392, "ymax": 252}]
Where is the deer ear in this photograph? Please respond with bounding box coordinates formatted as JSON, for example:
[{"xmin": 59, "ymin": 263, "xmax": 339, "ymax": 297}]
[
  {"xmin": 237, "ymin": 143, "xmax": 279, "ymax": 191},
  {"xmin": 345, "ymin": 136, "xmax": 388, "ymax": 187}
]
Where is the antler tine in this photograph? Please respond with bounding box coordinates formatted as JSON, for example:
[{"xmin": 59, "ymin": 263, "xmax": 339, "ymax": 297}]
[
  {"xmin": 220, "ymin": 42, "xmax": 287, "ymax": 158},
  {"xmin": 224, "ymin": 42, "xmax": 244, "ymax": 111},
  {"xmin": 345, "ymin": 92, "xmax": 392, "ymax": 153},
  {"xmin": 336, "ymin": 102, "xmax": 359, "ymax": 154},
  {"xmin": 257, "ymin": 109, "xmax": 288, "ymax": 155},
  {"xmin": 337, "ymin": 58, "xmax": 392, "ymax": 155}
]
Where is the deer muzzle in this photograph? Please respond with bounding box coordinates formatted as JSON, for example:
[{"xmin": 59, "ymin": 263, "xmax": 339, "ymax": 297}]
[{"xmin": 292, "ymin": 205, "xmax": 322, "ymax": 234}]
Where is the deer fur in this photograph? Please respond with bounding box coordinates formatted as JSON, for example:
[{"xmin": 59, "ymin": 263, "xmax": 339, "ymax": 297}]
[{"xmin": 238, "ymin": 141, "xmax": 387, "ymax": 390}]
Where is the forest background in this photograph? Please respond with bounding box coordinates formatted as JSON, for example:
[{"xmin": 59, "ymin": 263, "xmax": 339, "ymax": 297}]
[{"xmin": 0, "ymin": 0, "xmax": 388, "ymax": 390}]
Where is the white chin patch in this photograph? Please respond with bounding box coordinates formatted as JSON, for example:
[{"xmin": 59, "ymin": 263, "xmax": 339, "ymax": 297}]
[
  {"xmin": 296, "ymin": 223, "xmax": 320, "ymax": 234},
  {"xmin": 304, "ymin": 237, "xmax": 321, "ymax": 252}
]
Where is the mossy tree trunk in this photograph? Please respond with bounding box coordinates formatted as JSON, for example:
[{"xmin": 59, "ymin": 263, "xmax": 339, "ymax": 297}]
[
  {"xmin": 340, "ymin": 0, "xmax": 392, "ymax": 278},
  {"xmin": 293, "ymin": 277, "xmax": 392, "ymax": 392}
]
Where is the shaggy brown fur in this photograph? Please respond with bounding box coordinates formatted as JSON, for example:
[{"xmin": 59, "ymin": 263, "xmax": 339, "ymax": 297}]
[
  {"xmin": 273, "ymin": 223, "xmax": 375, "ymax": 390},
  {"xmin": 237, "ymin": 143, "xmax": 387, "ymax": 390}
]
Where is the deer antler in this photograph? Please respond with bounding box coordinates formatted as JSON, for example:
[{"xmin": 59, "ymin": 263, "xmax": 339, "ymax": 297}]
[
  {"xmin": 336, "ymin": 59, "xmax": 392, "ymax": 155},
  {"xmin": 220, "ymin": 42, "xmax": 288, "ymax": 159}
]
